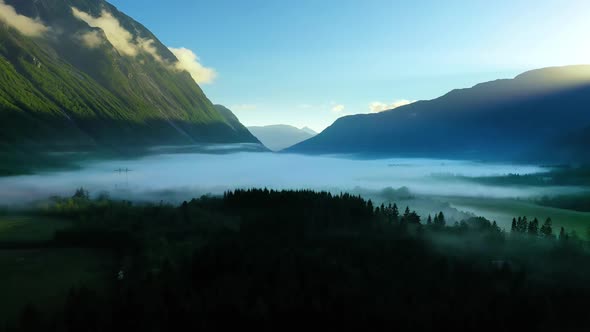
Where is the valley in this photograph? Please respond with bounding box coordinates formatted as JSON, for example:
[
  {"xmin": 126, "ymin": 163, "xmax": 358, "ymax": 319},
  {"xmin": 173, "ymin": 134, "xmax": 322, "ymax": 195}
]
[{"xmin": 1, "ymin": 0, "xmax": 590, "ymax": 329}]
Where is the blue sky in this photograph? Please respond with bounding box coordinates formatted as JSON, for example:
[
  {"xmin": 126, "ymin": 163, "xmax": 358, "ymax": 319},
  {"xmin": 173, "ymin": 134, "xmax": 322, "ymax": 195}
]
[{"xmin": 109, "ymin": 0, "xmax": 590, "ymax": 132}]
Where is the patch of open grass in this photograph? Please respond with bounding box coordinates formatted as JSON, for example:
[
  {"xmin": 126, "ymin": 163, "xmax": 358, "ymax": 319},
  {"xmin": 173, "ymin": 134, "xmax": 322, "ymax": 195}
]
[
  {"xmin": 0, "ymin": 216, "xmax": 72, "ymax": 243},
  {"xmin": 445, "ymin": 196, "xmax": 590, "ymax": 239},
  {"xmin": 0, "ymin": 216, "xmax": 115, "ymax": 324}
]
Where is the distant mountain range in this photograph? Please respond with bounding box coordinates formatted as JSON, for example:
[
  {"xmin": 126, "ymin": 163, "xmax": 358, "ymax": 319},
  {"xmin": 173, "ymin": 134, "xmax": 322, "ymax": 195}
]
[
  {"xmin": 247, "ymin": 124, "xmax": 317, "ymax": 151},
  {"xmin": 288, "ymin": 65, "xmax": 590, "ymax": 163},
  {"xmin": 0, "ymin": 0, "xmax": 259, "ymax": 152},
  {"xmin": 300, "ymin": 127, "xmax": 318, "ymax": 136}
]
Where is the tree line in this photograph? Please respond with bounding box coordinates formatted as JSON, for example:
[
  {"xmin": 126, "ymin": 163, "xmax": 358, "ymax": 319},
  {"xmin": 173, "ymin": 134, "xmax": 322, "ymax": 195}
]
[{"xmin": 3, "ymin": 188, "xmax": 590, "ymax": 331}]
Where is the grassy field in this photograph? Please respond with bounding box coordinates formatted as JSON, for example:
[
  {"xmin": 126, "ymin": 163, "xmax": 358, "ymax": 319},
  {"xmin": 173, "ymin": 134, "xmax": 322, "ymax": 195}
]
[
  {"xmin": 0, "ymin": 216, "xmax": 72, "ymax": 243},
  {"xmin": 445, "ymin": 196, "xmax": 590, "ymax": 239},
  {"xmin": 0, "ymin": 216, "xmax": 114, "ymax": 324}
]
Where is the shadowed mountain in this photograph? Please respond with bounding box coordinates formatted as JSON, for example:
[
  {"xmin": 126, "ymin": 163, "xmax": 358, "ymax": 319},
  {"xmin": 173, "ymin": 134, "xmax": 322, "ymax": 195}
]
[
  {"xmin": 248, "ymin": 124, "xmax": 317, "ymax": 151},
  {"xmin": 0, "ymin": 0, "xmax": 258, "ymax": 152},
  {"xmin": 213, "ymin": 105, "xmax": 262, "ymax": 146},
  {"xmin": 287, "ymin": 65, "xmax": 590, "ymax": 163}
]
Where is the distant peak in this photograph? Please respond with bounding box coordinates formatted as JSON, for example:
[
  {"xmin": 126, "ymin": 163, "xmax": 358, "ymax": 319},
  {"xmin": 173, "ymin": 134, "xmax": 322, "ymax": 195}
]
[
  {"xmin": 300, "ymin": 126, "xmax": 318, "ymax": 135},
  {"xmin": 248, "ymin": 124, "xmax": 297, "ymax": 130}
]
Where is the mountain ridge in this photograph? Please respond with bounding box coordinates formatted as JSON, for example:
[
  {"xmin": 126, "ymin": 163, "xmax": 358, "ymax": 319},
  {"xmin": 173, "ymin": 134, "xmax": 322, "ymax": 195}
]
[
  {"xmin": 0, "ymin": 0, "xmax": 258, "ymax": 151},
  {"xmin": 287, "ymin": 65, "xmax": 590, "ymax": 163},
  {"xmin": 213, "ymin": 104, "xmax": 262, "ymax": 145}
]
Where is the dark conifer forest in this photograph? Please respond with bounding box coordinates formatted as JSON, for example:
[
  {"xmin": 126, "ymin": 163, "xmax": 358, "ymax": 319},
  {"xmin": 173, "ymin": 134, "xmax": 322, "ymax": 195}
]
[
  {"xmin": 3, "ymin": 189, "xmax": 590, "ymax": 331},
  {"xmin": 2, "ymin": 1, "xmax": 590, "ymax": 331}
]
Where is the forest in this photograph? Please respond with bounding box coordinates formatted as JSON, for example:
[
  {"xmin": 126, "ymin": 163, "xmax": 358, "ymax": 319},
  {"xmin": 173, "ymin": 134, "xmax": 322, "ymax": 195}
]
[
  {"xmin": 2, "ymin": 188, "xmax": 590, "ymax": 331},
  {"xmin": 2, "ymin": 0, "xmax": 590, "ymax": 331}
]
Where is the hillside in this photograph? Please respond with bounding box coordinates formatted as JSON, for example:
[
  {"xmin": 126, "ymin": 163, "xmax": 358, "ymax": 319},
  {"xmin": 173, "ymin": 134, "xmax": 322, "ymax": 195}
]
[
  {"xmin": 0, "ymin": 0, "xmax": 258, "ymax": 151},
  {"xmin": 213, "ymin": 105, "xmax": 261, "ymax": 145},
  {"xmin": 248, "ymin": 124, "xmax": 317, "ymax": 151},
  {"xmin": 287, "ymin": 65, "xmax": 590, "ymax": 163}
]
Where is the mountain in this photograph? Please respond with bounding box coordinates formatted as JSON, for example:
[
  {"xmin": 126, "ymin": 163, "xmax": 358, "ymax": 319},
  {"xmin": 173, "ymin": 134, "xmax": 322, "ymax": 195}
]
[
  {"xmin": 287, "ymin": 65, "xmax": 590, "ymax": 163},
  {"xmin": 0, "ymin": 0, "xmax": 258, "ymax": 152},
  {"xmin": 550, "ymin": 125, "xmax": 590, "ymax": 163},
  {"xmin": 301, "ymin": 127, "xmax": 318, "ymax": 136},
  {"xmin": 248, "ymin": 124, "xmax": 317, "ymax": 151},
  {"xmin": 213, "ymin": 105, "xmax": 261, "ymax": 144}
]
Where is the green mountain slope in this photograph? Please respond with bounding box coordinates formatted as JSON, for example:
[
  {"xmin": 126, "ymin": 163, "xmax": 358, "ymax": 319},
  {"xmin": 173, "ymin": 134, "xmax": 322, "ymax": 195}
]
[
  {"xmin": 213, "ymin": 105, "xmax": 261, "ymax": 145},
  {"xmin": 0, "ymin": 0, "xmax": 258, "ymax": 150}
]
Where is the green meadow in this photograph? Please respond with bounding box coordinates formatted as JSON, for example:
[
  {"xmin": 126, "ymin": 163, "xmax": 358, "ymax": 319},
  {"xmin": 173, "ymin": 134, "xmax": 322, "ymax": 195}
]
[
  {"xmin": 0, "ymin": 216, "xmax": 71, "ymax": 243},
  {"xmin": 445, "ymin": 196, "xmax": 590, "ymax": 239},
  {"xmin": 0, "ymin": 216, "xmax": 113, "ymax": 324}
]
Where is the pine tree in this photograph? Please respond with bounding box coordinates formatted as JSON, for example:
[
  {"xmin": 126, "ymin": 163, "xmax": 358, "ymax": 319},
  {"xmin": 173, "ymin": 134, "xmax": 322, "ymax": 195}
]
[
  {"xmin": 404, "ymin": 206, "xmax": 411, "ymax": 218},
  {"xmin": 435, "ymin": 212, "xmax": 446, "ymax": 227},
  {"xmin": 540, "ymin": 218, "xmax": 553, "ymax": 238},
  {"xmin": 407, "ymin": 211, "xmax": 421, "ymax": 224},
  {"xmin": 73, "ymin": 187, "xmax": 89, "ymax": 200},
  {"xmin": 559, "ymin": 227, "xmax": 567, "ymax": 241},
  {"xmin": 527, "ymin": 218, "xmax": 539, "ymax": 236},
  {"xmin": 517, "ymin": 216, "xmax": 528, "ymax": 233},
  {"xmin": 427, "ymin": 215, "xmax": 433, "ymax": 225},
  {"xmin": 492, "ymin": 221, "xmax": 500, "ymax": 232},
  {"xmin": 511, "ymin": 218, "xmax": 517, "ymax": 233},
  {"xmin": 392, "ymin": 203, "xmax": 399, "ymax": 224}
]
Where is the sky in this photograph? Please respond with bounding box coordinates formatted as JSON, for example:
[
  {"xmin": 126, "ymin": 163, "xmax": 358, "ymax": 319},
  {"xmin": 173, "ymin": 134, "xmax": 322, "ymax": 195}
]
[{"xmin": 107, "ymin": 0, "xmax": 590, "ymax": 132}]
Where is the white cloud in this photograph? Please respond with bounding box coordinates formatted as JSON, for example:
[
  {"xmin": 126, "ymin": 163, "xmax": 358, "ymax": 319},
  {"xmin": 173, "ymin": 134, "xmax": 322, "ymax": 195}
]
[
  {"xmin": 168, "ymin": 47, "xmax": 217, "ymax": 84},
  {"xmin": 78, "ymin": 30, "xmax": 103, "ymax": 48},
  {"xmin": 71, "ymin": 7, "xmax": 216, "ymax": 85},
  {"xmin": 230, "ymin": 104, "xmax": 257, "ymax": 111},
  {"xmin": 369, "ymin": 99, "xmax": 415, "ymax": 113},
  {"xmin": 72, "ymin": 7, "xmax": 141, "ymax": 57},
  {"xmin": 331, "ymin": 104, "xmax": 345, "ymax": 113},
  {"xmin": 71, "ymin": 7, "xmax": 163, "ymax": 62},
  {"xmin": 0, "ymin": 0, "xmax": 49, "ymax": 37},
  {"xmin": 138, "ymin": 37, "xmax": 164, "ymax": 63}
]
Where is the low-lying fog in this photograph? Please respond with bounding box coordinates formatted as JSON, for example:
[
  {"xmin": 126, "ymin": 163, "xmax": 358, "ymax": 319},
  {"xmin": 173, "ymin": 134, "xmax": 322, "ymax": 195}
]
[{"xmin": 0, "ymin": 150, "xmax": 582, "ymax": 206}]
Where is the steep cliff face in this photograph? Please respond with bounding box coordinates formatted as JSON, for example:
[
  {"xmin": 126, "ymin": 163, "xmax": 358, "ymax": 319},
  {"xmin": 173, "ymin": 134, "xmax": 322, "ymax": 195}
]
[{"xmin": 0, "ymin": 0, "xmax": 258, "ymax": 150}]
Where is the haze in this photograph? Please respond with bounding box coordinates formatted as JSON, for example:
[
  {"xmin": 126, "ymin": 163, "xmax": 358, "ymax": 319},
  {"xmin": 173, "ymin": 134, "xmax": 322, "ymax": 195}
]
[{"xmin": 0, "ymin": 149, "xmax": 576, "ymax": 205}]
